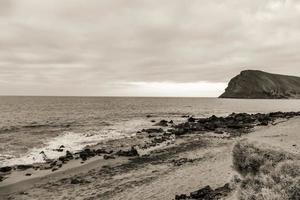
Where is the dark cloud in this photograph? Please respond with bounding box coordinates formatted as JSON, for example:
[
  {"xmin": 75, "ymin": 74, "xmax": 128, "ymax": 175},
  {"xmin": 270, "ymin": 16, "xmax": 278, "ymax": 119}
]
[{"xmin": 0, "ymin": 0, "xmax": 300, "ymax": 96}]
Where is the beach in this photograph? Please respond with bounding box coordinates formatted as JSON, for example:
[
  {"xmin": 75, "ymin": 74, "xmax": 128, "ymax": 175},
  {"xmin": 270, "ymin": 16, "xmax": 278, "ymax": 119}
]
[{"xmin": 1, "ymin": 111, "xmax": 299, "ymax": 200}]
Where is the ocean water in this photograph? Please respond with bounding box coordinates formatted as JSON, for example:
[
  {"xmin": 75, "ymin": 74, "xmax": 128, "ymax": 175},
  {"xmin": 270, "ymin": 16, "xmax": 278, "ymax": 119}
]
[{"xmin": 0, "ymin": 96, "xmax": 300, "ymax": 166}]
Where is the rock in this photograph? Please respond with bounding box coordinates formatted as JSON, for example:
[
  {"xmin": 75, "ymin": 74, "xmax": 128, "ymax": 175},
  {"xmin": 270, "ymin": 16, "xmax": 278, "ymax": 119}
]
[
  {"xmin": 70, "ymin": 177, "xmax": 90, "ymax": 184},
  {"xmin": 146, "ymin": 115, "xmax": 152, "ymax": 118},
  {"xmin": 175, "ymin": 194, "xmax": 188, "ymax": 200},
  {"xmin": 175, "ymin": 183, "xmax": 232, "ymax": 200},
  {"xmin": 169, "ymin": 120, "xmax": 174, "ymax": 124},
  {"xmin": 52, "ymin": 167, "xmax": 58, "ymax": 172},
  {"xmin": 66, "ymin": 150, "xmax": 74, "ymax": 159},
  {"xmin": 71, "ymin": 178, "xmax": 83, "ymax": 184},
  {"xmin": 151, "ymin": 120, "xmax": 156, "ymax": 123},
  {"xmin": 0, "ymin": 166, "xmax": 12, "ymax": 173},
  {"xmin": 78, "ymin": 148, "xmax": 96, "ymax": 161},
  {"xmin": 103, "ymin": 155, "xmax": 115, "ymax": 160},
  {"xmin": 95, "ymin": 148, "xmax": 113, "ymax": 155},
  {"xmin": 190, "ymin": 186, "xmax": 213, "ymax": 199},
  {"xmin": 116, "ymin": 146, "xmax": 139, "ymax": 157},
  {"xmin": 172, "ymin": 158, "xmax": 194, "ymax": 166},
  {"xmin": 17, "ymin": 164, "xmax": 33, "ymax": 171},
  {"xmin": 188, "ymin": 117, "xmax": 196, "ymax": 123},
  {"xmin": 25, "ymin": 173, "xmax": 32, "ymax": 176},
  {"xmin": 58, "ymin": 150, "xmax": 74, "ymax": 163},
  {"xmin": 142, "ymin": 128, "xmax": 164, "ymax": 134},
  {"xmin": 154, "ymin": 120, "xmax": 168, "ymax": 127}
]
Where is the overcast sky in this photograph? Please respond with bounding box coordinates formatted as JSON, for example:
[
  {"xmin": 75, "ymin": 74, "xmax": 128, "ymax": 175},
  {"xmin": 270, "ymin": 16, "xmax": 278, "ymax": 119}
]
[{"xmin": 1, "ymin": 0, "xmax": 300, "ymax": 97}]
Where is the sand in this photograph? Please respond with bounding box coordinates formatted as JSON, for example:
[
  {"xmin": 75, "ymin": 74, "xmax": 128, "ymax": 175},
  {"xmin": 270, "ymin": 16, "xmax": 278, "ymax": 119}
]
[{"xmin": 0, "ymin": 117, "xmax": 299, "ymax": 200}]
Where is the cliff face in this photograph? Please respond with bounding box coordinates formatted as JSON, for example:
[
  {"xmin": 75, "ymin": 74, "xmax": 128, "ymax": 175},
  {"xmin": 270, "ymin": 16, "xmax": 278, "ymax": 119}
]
[{"xmin": 219, "ymin": 70, "xmax": 300, "ymax": 99}]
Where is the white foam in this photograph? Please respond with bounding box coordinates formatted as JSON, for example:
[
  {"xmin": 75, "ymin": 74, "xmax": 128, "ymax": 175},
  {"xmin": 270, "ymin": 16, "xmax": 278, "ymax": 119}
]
[{"xmin": 0, "ymin": 119, "xmax": 151, "ymax": 167}]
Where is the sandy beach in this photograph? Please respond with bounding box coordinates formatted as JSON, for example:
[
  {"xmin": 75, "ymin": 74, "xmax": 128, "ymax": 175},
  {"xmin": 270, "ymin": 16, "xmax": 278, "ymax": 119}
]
[{"xmin": 0, "ymin": 113, "xmax": 299, "ymax": 200}]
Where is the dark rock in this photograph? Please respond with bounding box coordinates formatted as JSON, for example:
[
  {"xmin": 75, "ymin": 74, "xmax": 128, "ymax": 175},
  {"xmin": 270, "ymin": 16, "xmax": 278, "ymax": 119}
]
[
  {"xmin": 142, "ymin": 128, "xmax": 164, "ymax": 134},
  {"xmin": 172, "ymin": 158, "xmax": 194, "ymax": 166},
  {"xmin": 175, "ymin": 194, "xmax": 188, "ymax": 200},
  {"xmin": 103, "ymin": 155, "xmax": 115, "ymax": 160},
  {"xmin": 66, "ymin": 150, "xmax": 74, "ymax": 159},
  {"xmin": 25, "ymin": 173, "xmax": 32, "ymax": 176},
  {"xmin": 154, "ymin": 120, "xmax": 168, "ymax": 127},
  {"xmin": 71, "ymin": 178, "xmax": 83, "ymax": 184},
  {"xmin": 0, "ymin": 166, "xmax": 12, "ymax": 173},
  {"xmin": 17, "ymin": 165, "xmax": 33, "ymax": 170},
  {"xmin": 188, "ymin": 117, "xmax": 196, "ymax": 123},
  {"xmin": 175, "ymin": 183, "xmax": 232, "ymax": 200},
  {"xmin": 190, "ymin": 185, "xmax": 213, "ymax": 199},
  {"xmin": 151, "ymin": 120, "xmax": 156, "ymax": 123},
  {"xmin": 70, "ymin": 177, "xmax": 90, "ymax": 184},
  {"xmin": 58, "ymin": 151, "xmax": 73, "ymax": 163},
  {"xmin": 95, "ymin": 148, "xmax": 113, "ymax": 155},
  {"xmin": 116, "ymin": 146, "xmax": 139, "ymax": 157},
  {"xmin": 52, "ymin": 167, "xmax": 58, "ymax": 172},
  {"xmin": 78, "ymin": 148, "xmax": 96, "ymax": 161}
]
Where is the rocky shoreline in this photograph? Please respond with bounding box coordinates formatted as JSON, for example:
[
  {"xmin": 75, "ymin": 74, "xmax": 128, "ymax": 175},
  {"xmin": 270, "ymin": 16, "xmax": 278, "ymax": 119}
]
[{"xmin": 1, "ymin": 111, "xmax": 300, "ymax": 199}]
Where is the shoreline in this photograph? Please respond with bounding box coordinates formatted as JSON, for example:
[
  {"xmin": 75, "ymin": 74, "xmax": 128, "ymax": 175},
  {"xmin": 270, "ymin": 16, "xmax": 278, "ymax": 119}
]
[{"xmin": 1, "ymin": 111, "xmax": 300, "ymax": 199}]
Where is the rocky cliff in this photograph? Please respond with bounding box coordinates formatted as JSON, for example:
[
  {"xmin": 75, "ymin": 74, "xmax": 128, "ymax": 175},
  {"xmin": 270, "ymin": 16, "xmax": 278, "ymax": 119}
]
[{"xmin": 219, "ymin": 70, "xmax": 300, "ymax": 99}]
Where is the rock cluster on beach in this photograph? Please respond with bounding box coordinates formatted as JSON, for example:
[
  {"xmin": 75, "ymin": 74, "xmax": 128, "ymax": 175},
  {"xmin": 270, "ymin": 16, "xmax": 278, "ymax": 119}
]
[
  {"xmin": 172, "ymin": 111, "xmax": 300, "ymax": 136},
  {"xmin": 1, "ymin": 111, "xmax": 299, "ymax": 183},
  {"xmin": 175, "ymin": 183, "xmax": 232, "ymax": 200}
]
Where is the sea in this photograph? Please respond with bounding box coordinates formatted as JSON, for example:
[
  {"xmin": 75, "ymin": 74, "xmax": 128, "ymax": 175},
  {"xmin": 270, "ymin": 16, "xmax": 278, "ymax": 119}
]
[{"xmin": 0, "ymin": 96, "xmax": 300, "ymax": 167}]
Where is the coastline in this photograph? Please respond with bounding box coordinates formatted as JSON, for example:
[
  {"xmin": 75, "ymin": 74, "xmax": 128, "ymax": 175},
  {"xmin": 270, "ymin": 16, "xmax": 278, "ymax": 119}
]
[{"xmin": 1, "ymin": 112, "xmax": 299, "ymax": 199}]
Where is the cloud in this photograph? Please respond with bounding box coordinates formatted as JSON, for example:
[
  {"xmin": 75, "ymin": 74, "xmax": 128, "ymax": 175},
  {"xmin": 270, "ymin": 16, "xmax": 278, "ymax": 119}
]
[{"xmin": 0, "ymin": 0, "xmax": 300, "ymax": 96}]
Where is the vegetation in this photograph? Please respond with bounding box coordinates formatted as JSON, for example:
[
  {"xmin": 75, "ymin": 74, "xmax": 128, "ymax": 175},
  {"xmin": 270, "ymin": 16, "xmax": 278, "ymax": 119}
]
[{"xmin": 232, "ymin": 140, "xmax": 300, "ymax": 200}]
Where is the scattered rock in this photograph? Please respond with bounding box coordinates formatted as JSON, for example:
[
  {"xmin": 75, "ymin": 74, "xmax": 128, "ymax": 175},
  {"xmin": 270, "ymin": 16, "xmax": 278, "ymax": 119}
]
[
  {"xmin": 175, "ymin": 183, "xmax": 232, "ymax": 200},
  {"xmin": 52, "ymin": 167, "xmax": 59, "ymax": 172},
  {"xmin": 172, "ymin": 112, "xmax": 300, "ymax": 137},
  {"xmin": 154, "ymin": 120, "xmax": 168, "ymax": 127},
  {"xmin": 142, "ymin": 128, "xmax": 164, "ymax": 134},
  {"xmin": 17, "ymin": 164, "xmax": 33, "ymax": 171},
  {"xmin": 95, "ymin": 148, "xmax": 113, "ymax": 155},
  {"xmin": 188, "ymin": 117, "xmax": 196, "ymax": 123},
  {"xmin": 103, "ymin": 155, "xmax": 115, "ymax": 160},
  {"xmin": 172, "ymin": 158, "xmax": 194, "ymax": 166},
  {"xmin": 0, "ymin": 166, "xmax": 12, "ymax": 173},
  {"xmin": 70, "ymin": 177, "xmax": 90, "ymax": 184},
  {"xmin": 116, "ymin": 146, "xmax": 139, "ymax": 157}
]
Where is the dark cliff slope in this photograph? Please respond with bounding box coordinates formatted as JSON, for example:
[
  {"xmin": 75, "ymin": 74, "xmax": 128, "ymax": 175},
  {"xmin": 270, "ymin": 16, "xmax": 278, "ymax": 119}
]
[{"xmin": 219, "ymin": 70, "xmax": 300, "ymax": 99}]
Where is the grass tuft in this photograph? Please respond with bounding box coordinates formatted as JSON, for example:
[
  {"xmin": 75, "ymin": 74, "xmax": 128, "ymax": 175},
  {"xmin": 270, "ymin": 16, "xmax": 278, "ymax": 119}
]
[{"xmin": 232, "ymin": 140, "xmax": 300, "ymax": 200}]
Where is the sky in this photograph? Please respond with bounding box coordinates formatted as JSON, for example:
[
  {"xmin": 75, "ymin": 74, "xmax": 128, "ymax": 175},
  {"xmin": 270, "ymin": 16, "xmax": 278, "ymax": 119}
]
[{"xmin": 1, "ymin": 0, "xmax": 300, "ymax": 97}]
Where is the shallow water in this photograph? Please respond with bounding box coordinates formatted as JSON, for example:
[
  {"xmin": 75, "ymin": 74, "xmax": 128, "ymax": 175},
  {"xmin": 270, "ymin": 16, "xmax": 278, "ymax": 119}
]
[{"xmin": 0, "ymin": 96, "xmax": 299, "ymax": 166}]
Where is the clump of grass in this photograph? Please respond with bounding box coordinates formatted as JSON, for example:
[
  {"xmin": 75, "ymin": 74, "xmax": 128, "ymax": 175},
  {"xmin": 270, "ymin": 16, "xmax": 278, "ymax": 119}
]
[{"xmin": 232, "ymin": 140, "xmax": 300, "ymax": 200}]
